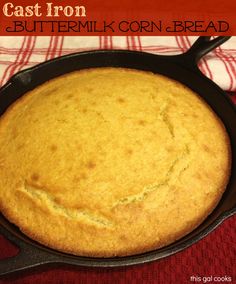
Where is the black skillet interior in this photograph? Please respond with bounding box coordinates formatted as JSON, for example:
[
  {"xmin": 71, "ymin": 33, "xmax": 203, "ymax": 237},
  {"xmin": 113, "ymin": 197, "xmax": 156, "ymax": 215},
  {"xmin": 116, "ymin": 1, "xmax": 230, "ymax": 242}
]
[{"xmin": 0, "ymin": 36, "xmax": 235, "ymax": 276}]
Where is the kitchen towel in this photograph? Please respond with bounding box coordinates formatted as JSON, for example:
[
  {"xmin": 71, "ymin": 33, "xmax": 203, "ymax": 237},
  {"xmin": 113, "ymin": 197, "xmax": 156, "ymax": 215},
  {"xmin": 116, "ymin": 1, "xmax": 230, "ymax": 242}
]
[{"xmin": 0, "ymin": 36, "xmax": 236, "ymax": 91}]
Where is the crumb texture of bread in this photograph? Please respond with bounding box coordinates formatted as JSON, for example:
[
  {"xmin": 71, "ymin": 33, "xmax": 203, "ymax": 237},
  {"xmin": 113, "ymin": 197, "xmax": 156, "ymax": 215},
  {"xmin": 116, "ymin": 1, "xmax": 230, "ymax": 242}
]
[{"xmin": 0, "ymin": 68, "xmax": 231, "ymax": 257}]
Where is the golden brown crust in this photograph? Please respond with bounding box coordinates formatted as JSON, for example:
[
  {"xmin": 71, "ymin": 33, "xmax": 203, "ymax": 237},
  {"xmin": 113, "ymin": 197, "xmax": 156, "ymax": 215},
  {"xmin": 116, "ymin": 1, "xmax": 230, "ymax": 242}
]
[{"xmin": 0, "ymin": 67, "xmax": 231, "ymax": 257}]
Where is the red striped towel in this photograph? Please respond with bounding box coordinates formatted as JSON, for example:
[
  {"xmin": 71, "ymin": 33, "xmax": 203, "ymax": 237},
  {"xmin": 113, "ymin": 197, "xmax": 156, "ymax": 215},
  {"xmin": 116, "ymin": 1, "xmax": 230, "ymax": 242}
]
[{"xmin": 0, "ymin": 36, "xmax": 236, "ymax": 92}]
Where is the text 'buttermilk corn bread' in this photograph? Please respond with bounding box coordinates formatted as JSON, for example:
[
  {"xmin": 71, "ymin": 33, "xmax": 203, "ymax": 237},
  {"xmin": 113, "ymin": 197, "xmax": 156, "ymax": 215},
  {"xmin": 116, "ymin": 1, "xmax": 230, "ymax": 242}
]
[{"xmin": 0, "ymin": 68, "xmax": 231, "ymax": 257}]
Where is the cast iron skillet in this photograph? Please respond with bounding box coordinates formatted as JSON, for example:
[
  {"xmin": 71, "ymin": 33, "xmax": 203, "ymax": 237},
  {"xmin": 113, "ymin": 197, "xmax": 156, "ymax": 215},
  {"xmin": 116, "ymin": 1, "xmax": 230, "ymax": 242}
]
[{"xmin": 0, "ymin": 36, "xmax": 235, "ymax": 276}]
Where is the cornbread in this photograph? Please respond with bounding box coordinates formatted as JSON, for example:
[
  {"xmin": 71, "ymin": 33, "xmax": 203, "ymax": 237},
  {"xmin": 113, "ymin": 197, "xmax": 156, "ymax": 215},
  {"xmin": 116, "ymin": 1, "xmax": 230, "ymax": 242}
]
[{"xmin": 0, "ymin": 68, "xmax": 231, "ymax": 257}]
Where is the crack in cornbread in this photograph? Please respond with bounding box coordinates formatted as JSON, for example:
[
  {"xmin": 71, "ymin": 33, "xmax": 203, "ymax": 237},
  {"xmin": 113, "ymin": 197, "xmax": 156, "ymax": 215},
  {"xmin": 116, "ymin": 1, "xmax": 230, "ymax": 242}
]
[
  {"xmin": 114, "ymin": 144, "xmax": 190, "ymax": 206},
  {"xmin": 0, "ymin": 67, "xmax": 231, "ymax": 257},
  {"xmin": 158, "ymin": 101, "xmax": 175, "ymax": 138},
  {"xmin": 19, "ymin": 181, "xmax": 113, "ymax": 227}
]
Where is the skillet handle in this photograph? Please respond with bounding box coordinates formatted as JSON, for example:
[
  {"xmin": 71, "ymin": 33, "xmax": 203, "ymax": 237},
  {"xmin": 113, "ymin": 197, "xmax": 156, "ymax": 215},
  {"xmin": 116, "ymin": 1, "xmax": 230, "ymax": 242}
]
[
  {"xmin": 0, "ymin": 225, "xmax": 60, "ymax": 276},
  {"xmin": 181, "ymin": 36, "xmax": 231, "ymax": 67}
]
